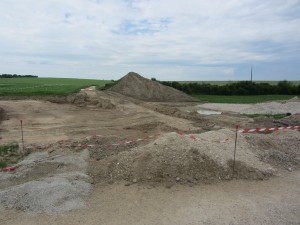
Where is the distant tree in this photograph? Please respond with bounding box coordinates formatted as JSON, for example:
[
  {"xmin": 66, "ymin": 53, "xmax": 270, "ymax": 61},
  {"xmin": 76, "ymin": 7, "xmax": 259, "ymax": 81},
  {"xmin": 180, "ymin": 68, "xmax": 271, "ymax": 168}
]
[
  {"xmin": 158, "ymin": 79, "xmax": 299, "ymax": 95},
  {"xmin": 0, "ymin": 74, "xmax": 38, "ymax": 78}
]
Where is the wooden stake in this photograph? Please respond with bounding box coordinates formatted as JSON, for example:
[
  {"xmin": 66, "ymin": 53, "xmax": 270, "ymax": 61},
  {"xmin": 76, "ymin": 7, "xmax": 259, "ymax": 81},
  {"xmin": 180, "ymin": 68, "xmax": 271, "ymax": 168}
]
[
  {"xmin": 232, "ymin": 124, "xmax": 239, "ymax": 176},
  {"xmin": 20, "ymin": 120, "xmax": 25, "ymax": 154}
]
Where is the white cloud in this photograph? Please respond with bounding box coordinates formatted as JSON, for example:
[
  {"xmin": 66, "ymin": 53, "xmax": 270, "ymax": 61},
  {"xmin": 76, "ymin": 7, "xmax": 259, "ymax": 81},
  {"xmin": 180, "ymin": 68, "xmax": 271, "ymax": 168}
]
[{"xmin": 0, "ymin": 0, "xmax": 299, "ymax": 80}]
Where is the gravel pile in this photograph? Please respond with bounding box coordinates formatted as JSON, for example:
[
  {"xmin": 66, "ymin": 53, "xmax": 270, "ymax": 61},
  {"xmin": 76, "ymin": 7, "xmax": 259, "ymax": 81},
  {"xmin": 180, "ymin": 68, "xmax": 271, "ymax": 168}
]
[
  {"xmin": 244, "ymin": 129, "xmax": 300, "ymax": 170},
  {"xmin": 0, "ymin": 172, "xmax": 92, "ymax": 214},
  {"xmin": 89, "ymin": 129, "xmax": 275, "ymax": 185},
  {"xmin": 0, "ymin": 150, "xmax": 93, "ymax": 214}
]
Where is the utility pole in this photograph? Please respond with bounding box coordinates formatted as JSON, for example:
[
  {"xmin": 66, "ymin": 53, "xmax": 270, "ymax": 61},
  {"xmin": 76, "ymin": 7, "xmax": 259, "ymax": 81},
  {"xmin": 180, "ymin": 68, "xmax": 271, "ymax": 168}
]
[{"xmin": 251, "ymin": 66, "xmax": 253, "ymax": 82}]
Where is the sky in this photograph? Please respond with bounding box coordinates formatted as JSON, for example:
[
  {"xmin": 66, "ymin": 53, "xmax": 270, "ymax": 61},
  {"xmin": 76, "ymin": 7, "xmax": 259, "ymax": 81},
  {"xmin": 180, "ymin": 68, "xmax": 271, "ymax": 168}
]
[{"xmin": 0, "ymin": 0, "xmax": 299, "ymax": 81}]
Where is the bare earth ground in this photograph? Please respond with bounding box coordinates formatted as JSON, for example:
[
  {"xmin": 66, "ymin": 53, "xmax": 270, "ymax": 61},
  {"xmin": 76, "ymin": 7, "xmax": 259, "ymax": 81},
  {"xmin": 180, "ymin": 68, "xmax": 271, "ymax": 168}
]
[
  {"xmin": 1, "ymin": 170, "xmax": 299, "ymax": 225},
  {"xmin": 0, "ymin": 89, "xmax": 300, "ymax": 224}
]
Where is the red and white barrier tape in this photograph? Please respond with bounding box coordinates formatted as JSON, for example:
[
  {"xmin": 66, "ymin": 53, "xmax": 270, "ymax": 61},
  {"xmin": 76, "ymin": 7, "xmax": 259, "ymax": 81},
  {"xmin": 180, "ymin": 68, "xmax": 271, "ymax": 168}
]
[
  {"xmin": 238, "ymin": 125, "xmax": 300, "ymax": 133},
  {"xmin": 1, "ymin": 167, "xmax": 15, "ymax": 172},
  {"xmin": 175, "ymin": 131, "xmax": 231, "ymax": 143}
]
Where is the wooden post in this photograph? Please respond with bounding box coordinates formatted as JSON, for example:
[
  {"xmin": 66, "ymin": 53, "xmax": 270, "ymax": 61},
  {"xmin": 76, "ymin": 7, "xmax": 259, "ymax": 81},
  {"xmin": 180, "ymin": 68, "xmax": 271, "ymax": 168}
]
[
  {"xmin": 20, "ymin": 120, "xmax": 25, "ymax": 154},
  {"xmin": 232, "ymin": 124, "xmax": 239, "ymax": 176}
]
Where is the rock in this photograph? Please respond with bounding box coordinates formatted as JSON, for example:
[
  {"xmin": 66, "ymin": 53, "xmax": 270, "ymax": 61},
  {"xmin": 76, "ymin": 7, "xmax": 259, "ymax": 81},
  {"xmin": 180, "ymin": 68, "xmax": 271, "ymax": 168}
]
[
  {"xmin": 287, "ymin": 167, "xmax": 293, "ymax": 172},
  {"xmin": 132, "ymin": 179, "xmax": 137, "ymax": 183},
  {"xmin": 165, "ymin": 183, "xmax": 173, "ymax": 189},
  {"xmin": 175, "ymin": 177, "xmax": 181, "ymax": 182}
]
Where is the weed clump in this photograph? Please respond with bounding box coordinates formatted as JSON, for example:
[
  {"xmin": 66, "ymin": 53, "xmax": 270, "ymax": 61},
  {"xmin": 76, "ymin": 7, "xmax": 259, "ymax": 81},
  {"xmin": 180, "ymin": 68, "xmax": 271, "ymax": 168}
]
[{"xmin": 0, "ymin": 142, "xmax": 20, "ymax": 168}]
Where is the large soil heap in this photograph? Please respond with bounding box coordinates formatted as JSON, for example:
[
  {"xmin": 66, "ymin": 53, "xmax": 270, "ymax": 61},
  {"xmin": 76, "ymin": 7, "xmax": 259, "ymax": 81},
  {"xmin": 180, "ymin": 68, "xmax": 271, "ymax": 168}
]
[{"xmin": 109, "ymin": 72, "xmax": 197, "ymax": 102}]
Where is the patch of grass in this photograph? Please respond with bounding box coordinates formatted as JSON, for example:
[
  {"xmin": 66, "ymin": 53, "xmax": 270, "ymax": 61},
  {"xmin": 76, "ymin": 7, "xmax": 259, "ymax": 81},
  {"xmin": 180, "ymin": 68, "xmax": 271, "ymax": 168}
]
[
  {"xmin": 192, "ymin": 95, "xmax": 298, "ymax": 103},
  {"xmin": 0, "ymin": 142, "xmax": 20, "ymax": 168},
  {"xmin": 244, "ymin": 114, "xmax": 286, "ymax": 120},
  {"xmin": 0, "ymin": 78, "xmax": 112, "ymax": 96},
  {"xmin": 0, "ymin": 142, "xmax": 19, "ymax": 155},
  {"xmin": 0, "ymin": 161, "xmax": 7, "ymax": 168}
]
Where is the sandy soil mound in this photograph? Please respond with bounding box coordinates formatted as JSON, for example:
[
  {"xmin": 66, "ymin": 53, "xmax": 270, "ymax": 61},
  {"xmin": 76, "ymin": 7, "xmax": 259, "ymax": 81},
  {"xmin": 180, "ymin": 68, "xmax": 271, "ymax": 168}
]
[
  {"xmin": 109, "ymin": 72, "xmax": 197, "ymax": 102},
  {"xmin": 67, "ymin": 91, "xmax": 115, "ymax": 109},
  {"xmin": 89, "ymin": 129, "xmax": 275, "ymax": 185}
]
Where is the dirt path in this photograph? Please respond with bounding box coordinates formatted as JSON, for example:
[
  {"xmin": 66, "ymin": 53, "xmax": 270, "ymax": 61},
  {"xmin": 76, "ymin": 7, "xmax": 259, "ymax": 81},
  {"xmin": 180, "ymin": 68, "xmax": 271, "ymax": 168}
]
[{"xmin": 1, "ymin": 170, "xmax": 299, "ymax": 225}]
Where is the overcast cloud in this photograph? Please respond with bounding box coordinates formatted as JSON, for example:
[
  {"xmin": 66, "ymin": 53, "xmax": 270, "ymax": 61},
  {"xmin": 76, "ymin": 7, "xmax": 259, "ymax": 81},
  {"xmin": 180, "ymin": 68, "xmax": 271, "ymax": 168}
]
[{"xmin": 0, "ymin": 0, "xmax": 299, "ymax": 80}]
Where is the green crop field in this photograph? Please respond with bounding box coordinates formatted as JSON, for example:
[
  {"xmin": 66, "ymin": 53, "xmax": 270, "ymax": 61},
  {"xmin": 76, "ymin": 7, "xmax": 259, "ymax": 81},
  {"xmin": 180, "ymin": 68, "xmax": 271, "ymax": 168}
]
[
  {"xmin": 0, "ymin": 78, "xmax": 111, "ymax": 96},
  {"xmin": 193, "ymin": 94, "xmax": 298, "ymax": 103}
]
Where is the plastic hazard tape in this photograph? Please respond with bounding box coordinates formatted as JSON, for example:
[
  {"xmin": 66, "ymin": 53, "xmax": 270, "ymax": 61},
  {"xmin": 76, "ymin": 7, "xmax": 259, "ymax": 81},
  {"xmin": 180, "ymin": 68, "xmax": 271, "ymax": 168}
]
[
  {"xmin": 1, "ymin": 155, "xmax": 66, "ymax": 173},
  {"xmin": 175, "ymin": 131, "xmax": 231, "ymax": 143},
  {"xmin": 238, "ymin": 125, "xmax": 300, "ymax": 133},
  {"xmin": 175, "ymin": 131, "xmax": 198, "ymax": 140},
  {"xmin": 1, "ymin": 167, "xmax": 15, "ymax": 172}
]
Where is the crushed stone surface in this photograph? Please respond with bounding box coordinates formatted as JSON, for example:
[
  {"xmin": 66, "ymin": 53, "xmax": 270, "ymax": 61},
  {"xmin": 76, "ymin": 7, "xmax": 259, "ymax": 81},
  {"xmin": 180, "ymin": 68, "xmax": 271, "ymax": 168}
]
[
  {"xmin": 0, "ymin": 173, "xmax": 92, "ymax": 214},
  {"xmin": 0, "ymin": 150, "xmax": 92, "ymax": 214},
  {"xmin": 199, "ymin": 100, "xmax": 300, "ymax": 115}
]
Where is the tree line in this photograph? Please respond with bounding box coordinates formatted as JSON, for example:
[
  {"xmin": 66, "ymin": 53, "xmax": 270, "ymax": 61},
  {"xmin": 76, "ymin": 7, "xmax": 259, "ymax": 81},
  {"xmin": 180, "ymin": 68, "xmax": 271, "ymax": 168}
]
[
  {"xmin": 159, "ymin": 80, "xmax": 300, "ymax": 95},
  {"xmin": 0, "ymin": 74, "xmax": 38, "ymax": 78}
]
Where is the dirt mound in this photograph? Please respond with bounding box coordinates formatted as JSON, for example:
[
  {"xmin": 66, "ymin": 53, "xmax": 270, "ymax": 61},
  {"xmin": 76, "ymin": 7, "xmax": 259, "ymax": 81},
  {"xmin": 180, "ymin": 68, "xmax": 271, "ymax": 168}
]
[
  {"xmin": 89, "ymin": 129, "xmax": 275, "ymax": 185},
  {"xmin": 272, "ymin": 113, "xmax": 300, "ymax": 127},
  {"xmin": 67, "ymin": 92, "xmax": 115, "ymax": 109},
  {"xmin": 109, "ymin": 72, "xmax": 198, "ymax": 102}
]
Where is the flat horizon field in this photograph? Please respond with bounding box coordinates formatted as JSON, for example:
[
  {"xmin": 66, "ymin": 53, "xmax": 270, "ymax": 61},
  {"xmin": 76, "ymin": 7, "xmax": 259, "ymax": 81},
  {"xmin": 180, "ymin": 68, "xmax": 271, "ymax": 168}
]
[
  {"xmin": 0, "ymin": 77, "xmax": 111, "ymax": 96},
  {"xmin": 0, "ymin": 77, "xmax": 299, "ymax": 103}
]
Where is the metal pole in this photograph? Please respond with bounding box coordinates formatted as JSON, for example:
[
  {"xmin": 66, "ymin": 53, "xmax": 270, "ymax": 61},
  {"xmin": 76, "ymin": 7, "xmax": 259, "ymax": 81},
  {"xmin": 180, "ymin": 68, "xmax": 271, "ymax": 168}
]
[
  {"xmin": 232, "ymin": 124, "xmax": 239, "ymax": 176},
  {"xmin": 20, "ymin": 120, "xmax": 25, "ymax": 153}
]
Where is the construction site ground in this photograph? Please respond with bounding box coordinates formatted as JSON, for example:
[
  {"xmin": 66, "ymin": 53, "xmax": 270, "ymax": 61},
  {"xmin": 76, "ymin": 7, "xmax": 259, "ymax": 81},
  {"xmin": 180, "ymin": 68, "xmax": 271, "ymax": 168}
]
[{"xmin": 0, "ymin": 88, "xmax": 299, "ymax": 225}]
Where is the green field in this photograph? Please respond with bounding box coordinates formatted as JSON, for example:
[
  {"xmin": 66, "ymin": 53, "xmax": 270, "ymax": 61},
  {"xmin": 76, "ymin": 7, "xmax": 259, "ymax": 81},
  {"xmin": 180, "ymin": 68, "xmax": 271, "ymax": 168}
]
[
  {"xmin": 1, "ymin": 78, "xmax": 299, "ymax": 104},
  {"xmin": 180, "ymin": 80, "xmax": 300, "ymax": 86},
  {"xmin": 193, "ymin": 94, "xmax": 298, "ymax": 103},
  {"xmin": 0, "ymin": 78, "xmax": 111, "ymax": 96}
]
